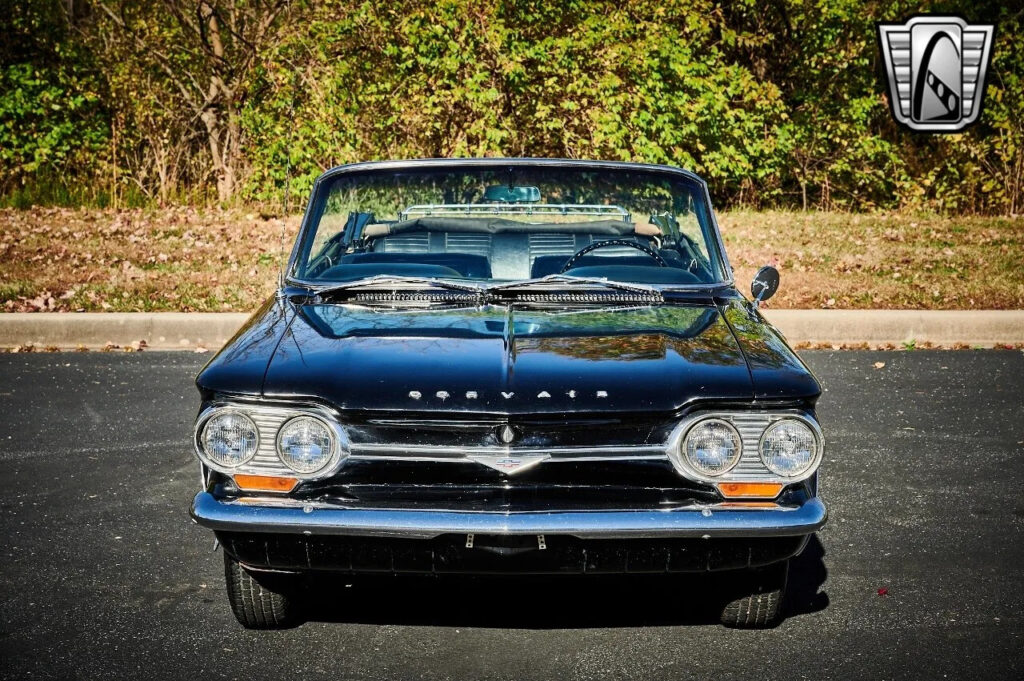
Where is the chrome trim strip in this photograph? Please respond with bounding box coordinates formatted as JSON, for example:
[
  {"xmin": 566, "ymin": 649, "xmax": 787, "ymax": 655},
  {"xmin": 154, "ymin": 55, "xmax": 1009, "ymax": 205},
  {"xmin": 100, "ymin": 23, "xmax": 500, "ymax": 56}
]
[
  {"xmin": 351, "ymin": 455, "xmax": 667, "ymax": 463},
  {"xmin": 191, "ymin": 492, "xmax": 827, "ymax": 540},
  {"xmin": 349, "ymin": 443, "xmax": 666, "ymax": 461}
]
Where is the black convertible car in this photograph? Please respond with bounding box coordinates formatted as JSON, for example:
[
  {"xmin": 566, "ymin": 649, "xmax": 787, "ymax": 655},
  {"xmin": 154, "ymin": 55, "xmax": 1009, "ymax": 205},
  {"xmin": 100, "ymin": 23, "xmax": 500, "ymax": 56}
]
[{"xmin": 190, "ymin": 158, "xmax": 826, "ymax": 629}]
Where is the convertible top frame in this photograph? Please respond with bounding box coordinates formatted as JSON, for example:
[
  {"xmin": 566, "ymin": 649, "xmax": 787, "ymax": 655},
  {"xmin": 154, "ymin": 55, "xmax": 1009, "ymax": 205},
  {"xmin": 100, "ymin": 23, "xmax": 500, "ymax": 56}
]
[{"xmin": 398, "ymin": 203, "xmax": 630, "ymax": 221}]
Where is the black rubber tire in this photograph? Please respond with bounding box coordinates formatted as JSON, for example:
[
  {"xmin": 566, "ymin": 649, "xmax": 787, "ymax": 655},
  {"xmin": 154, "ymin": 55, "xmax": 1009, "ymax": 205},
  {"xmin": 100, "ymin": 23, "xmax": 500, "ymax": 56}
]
[
  {"xmin": 223, "ymin": 552, "xmax": 303, "ymax": 629},
  {"xmin": 719, "ymin": 560, "xmax": 789, "ymax": 629}
]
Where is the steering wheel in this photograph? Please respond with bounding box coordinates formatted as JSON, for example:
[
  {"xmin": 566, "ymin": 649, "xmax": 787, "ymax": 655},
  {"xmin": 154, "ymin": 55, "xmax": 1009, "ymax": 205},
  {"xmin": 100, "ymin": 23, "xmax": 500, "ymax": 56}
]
[{"xmin": 560, "ymin": 239, "xmax": 668, "ymax": 273}]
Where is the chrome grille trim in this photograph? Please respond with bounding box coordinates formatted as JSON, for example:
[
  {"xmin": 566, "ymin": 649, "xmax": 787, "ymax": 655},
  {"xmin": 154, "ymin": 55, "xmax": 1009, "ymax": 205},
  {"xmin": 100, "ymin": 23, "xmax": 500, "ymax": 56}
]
[
  {"xmin": 195, "ymin": 403, "xmax": 821, "ymax": 485},
  {"xmin": 246, "ymin": 410, "xmax": 296, "ymax": 476},
  {"xmin": 350, "ymin": 443, "xmax": 666, "ymax": 462}
]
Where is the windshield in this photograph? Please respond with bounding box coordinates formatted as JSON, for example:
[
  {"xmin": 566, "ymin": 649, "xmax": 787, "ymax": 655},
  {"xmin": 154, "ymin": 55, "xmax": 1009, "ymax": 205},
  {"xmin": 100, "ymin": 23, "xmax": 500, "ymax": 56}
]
[{"xmin": 291, "ymin": 163, "xmax": 727, "ymax": 287}]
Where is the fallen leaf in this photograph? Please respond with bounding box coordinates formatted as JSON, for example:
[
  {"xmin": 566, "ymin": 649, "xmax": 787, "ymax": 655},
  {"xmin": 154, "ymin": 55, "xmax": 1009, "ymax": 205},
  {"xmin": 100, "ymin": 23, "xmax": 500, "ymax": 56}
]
[
  {"xmin": 873, "ymin": 361, "xmax": 885, "ymax": 369},
  {"xmin": 877, "ymin": 587, "xmax": 889, "ymax": 597}
]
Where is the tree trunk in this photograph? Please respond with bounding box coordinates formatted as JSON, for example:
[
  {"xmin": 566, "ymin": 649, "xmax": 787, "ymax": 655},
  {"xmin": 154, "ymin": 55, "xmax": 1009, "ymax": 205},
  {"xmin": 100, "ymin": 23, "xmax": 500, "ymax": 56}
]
[
  {"xmin": 200, "ymin": 4, "xmax": 237, "ymax": 202},
  {"xmin": 199, "ymin": 106, "xmax": 233, "ymax": 202}
]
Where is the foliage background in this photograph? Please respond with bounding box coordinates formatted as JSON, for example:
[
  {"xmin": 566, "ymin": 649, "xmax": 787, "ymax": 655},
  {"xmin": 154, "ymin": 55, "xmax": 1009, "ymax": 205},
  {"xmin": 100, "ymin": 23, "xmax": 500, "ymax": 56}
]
[{"xmin": 1, "ymin": 0, "xmax": 1022, "ymax": 214}]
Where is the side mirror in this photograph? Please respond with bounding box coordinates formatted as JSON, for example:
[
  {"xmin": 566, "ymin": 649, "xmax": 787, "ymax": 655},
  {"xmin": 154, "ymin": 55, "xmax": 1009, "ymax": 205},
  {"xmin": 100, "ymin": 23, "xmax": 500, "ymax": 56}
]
[{"xmin": 750, "ymin": 265, "xmax": 780, "ymax": 308}]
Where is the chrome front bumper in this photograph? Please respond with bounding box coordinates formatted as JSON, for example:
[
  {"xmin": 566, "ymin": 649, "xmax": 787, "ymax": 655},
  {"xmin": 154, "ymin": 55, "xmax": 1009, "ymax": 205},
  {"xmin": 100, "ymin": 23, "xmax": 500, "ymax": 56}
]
[{"xmin": 190, "ymin": 492, "xmax": 827, "ymax": 540}]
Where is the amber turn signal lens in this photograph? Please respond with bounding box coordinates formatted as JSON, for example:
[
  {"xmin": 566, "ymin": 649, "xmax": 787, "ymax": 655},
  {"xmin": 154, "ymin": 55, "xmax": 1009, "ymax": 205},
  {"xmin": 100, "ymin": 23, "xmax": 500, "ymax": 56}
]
[
  {"xmin": 233, "ymin": 474, "xmax": 299, "ymax": 493},
  {"xmin": 716, "ymin": 482, "xmax": 784, "ymax": 499}
]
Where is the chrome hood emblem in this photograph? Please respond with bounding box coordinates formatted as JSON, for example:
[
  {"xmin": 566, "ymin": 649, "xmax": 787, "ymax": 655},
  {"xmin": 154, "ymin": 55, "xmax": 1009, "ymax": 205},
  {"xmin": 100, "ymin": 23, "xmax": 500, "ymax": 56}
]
[
  {"xmin": 498, "ymin": 425, "xmax": 516, "ymax": 444},
  {"xmin": 466, "ymin": 453, "xmax": 549, "ymax": 475}
]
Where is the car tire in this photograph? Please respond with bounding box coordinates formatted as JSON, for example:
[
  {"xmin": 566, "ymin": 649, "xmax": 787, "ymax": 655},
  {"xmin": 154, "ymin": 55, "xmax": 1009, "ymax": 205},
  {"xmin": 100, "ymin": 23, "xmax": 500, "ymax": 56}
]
[
  {"xmin": 719, "ymin": 560, "xmax": 789, "ymax": 629},
  {"xmin": 223, "ymin": 552, "xmax": 303, "ymax": 629}
]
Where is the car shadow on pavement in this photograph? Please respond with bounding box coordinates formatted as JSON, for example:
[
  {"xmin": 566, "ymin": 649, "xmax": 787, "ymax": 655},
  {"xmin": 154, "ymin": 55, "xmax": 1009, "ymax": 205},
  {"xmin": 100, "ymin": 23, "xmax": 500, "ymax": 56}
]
[
  {"xmin": 785, "ymin": 535, "xmax": 830, "ymax": 618},
  {"xmin": 301, "ymin": 534, "xmax": 828, "ymax": 629}
]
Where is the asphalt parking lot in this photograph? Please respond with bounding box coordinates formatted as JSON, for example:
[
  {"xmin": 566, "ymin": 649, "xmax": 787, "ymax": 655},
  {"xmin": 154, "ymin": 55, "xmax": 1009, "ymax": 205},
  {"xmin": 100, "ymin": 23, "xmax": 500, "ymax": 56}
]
[{"xmin": 1, "ymin": 350, "xmax": 1022, "ymax": 680}]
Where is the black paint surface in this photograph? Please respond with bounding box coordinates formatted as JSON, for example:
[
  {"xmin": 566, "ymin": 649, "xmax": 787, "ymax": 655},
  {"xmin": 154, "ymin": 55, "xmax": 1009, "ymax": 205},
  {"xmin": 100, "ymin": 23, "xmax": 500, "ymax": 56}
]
[{"xmin": 199, "ymin": 297, "xmax": 820, "ymax": 412}]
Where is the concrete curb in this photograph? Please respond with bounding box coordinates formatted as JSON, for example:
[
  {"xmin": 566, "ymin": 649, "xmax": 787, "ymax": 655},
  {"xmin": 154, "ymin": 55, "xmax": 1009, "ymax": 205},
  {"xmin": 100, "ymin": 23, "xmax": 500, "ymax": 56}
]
[
  {"xmin": 0, "ymin": 310, "xmax": 1022, "ymax": 350},
  {"xmin": 761, "ymin": 309, "xmax": 1024, "ymax": 347},
  {"xmin": 0, "ymin": 312, "xmax": 250, "ymax": 350}
]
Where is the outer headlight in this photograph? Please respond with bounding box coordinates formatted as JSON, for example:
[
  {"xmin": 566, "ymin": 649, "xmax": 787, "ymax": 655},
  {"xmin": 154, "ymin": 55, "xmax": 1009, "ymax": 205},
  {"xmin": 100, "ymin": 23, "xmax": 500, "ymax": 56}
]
[
  {"xmin": 682, "ymin": 418, "xmax": 742, "ymax": 477},
  {"xmin": 760, "ymin": 419, "xmax": 818, "ymax": 477},
  {"xmin": 276, "ymin": 416, "xmax": 336, "ymax": 474},
  {"xmin": 200, "ymin": 411, "xmax": 259, "ymax": 467}
]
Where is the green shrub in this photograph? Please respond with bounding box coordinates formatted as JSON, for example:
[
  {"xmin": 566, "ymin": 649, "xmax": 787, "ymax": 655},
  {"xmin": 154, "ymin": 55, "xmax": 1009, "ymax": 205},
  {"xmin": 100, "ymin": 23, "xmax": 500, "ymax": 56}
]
[{"xmin": 1, "ymin": 0, "xmax": 1021, "ymax": 214}]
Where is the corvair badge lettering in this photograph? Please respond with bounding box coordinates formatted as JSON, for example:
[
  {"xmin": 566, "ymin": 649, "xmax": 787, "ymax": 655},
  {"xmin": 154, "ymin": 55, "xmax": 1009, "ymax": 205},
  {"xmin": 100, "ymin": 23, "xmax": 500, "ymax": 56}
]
[{"xmin": 409, "ymin": 390, "xmax": 609, "ymax": 400}]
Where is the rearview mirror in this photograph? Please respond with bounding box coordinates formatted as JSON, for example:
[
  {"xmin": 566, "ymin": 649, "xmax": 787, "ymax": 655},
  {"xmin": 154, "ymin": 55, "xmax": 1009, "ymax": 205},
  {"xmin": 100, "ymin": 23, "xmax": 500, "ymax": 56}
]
[
  {"xmin": 483, "ymin": 185, "xmax": 541, "ymax": 203},
  {"xmin": 751, "ymin": 265, "xmax": 780, "ymax": 307}
]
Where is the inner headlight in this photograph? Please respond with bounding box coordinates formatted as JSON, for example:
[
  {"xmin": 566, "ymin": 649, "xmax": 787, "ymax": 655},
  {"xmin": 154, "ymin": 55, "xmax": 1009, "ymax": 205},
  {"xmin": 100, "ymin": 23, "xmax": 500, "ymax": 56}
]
[
  {"xmin": 760, "ymin": 419, "xmax": 818, "ymax": 476},
  {"xmin": 276, "ymin": 416, "xmax": 336, "ymax": 474},
  {"xmin": 683, "ymin": 418, "xmax": 742, "ymax": 477},
  {"xmin": 200, "ymin": 411, "xmax": 259, "ymax": 467}
]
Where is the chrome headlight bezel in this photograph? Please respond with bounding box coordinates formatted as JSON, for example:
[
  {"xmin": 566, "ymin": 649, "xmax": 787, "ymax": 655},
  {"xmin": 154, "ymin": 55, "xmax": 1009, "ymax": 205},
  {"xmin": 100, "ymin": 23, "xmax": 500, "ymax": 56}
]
[
  {"xmin": 667, "ymin": 411, "xmax": 824, "ymax": 484},
  {"xmin": 193, "ymin": 404, "xmax": 350, "ymax": 479}
]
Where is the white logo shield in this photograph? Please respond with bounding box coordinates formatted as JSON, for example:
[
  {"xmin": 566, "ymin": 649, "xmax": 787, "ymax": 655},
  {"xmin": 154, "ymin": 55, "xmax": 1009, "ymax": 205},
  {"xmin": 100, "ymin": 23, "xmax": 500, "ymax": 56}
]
[{"xmin": 877, "ymin": 16, "xmax": 994, "ymax": 132}]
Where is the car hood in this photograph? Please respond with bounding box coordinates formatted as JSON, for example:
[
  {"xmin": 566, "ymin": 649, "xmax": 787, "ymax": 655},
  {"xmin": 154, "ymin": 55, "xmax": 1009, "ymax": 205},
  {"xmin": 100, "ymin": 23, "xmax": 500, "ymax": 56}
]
[{"xmin": 259, "ymin": 301, "xmax": 758, "ymax": 414}]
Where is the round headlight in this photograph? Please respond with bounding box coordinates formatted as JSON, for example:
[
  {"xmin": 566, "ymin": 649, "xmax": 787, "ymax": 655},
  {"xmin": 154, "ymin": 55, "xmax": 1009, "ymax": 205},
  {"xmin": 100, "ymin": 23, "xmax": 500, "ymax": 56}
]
[
  {"xmin": 760, "ymin": 419, "xmax": 818, "ymax": 477},
  {"xmin": 276, "ymin": 416, "xmax": 336, "ymax": 474},
  {"xmin": 201, "ymin": 411, "xmax": 259, "ymax": 467},
  {"xmin": 683, "ymin": 418, "xmax": 742, "ymax": 477}
]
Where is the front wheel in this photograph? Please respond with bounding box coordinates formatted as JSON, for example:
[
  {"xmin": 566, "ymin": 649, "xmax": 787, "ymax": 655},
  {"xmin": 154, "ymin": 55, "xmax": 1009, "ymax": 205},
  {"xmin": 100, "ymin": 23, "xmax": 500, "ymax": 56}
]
[
  {"xmin": 719, "ymin": 560, "xmax": 789, "ymax": 628},
  {"xmin": 223, "ymin": 552, "xmax": 304, "ymax": 629}
]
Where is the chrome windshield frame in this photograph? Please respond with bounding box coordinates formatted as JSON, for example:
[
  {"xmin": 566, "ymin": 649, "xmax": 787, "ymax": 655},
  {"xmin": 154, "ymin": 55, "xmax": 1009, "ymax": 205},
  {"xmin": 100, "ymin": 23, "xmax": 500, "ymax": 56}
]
[{"xmin": 283, "ymin": 158, "xmax": 736, "ymax": 291}]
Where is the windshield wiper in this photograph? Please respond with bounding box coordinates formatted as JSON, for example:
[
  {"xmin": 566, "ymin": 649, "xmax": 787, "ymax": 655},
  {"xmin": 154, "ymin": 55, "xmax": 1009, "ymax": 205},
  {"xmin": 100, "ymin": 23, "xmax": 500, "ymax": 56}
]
[
  {"xmin": 310, "ymin": 273, "xmax": 669, "ymax": 305},
  {"xmin": 487, "ymin": 274, "xmax": 661, "ymax": 297},
  {"xmin": 313, "ymin": 275, "xmax": 485, "ymax": 302}
]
